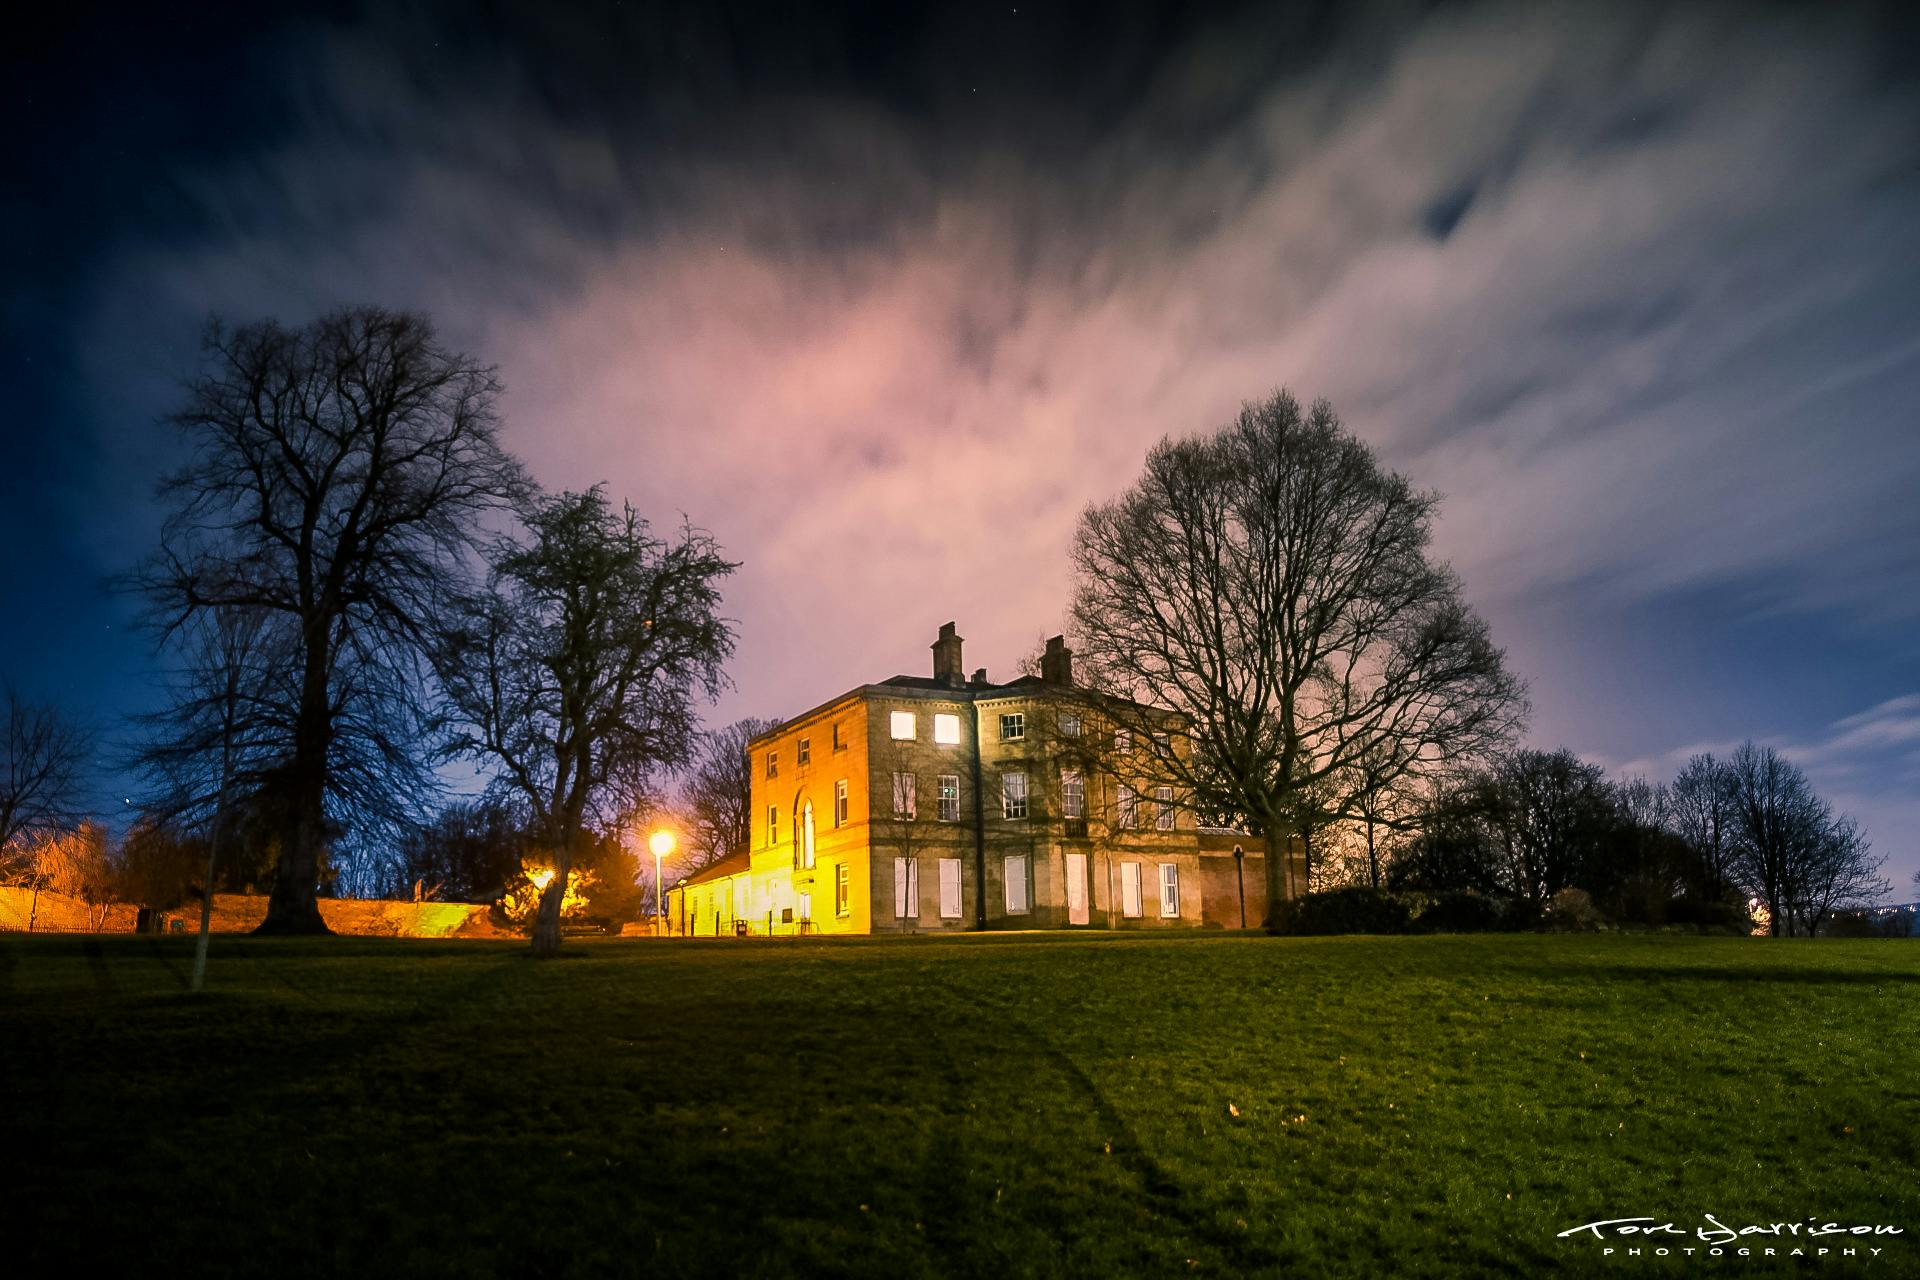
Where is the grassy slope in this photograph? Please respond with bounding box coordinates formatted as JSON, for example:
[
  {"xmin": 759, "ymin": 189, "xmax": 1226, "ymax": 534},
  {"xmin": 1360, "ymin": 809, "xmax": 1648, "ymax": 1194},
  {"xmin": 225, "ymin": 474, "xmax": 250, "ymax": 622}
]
[{"xmin": 2, "ymin": 932, "xmax": 1915, "ymax": 1277}]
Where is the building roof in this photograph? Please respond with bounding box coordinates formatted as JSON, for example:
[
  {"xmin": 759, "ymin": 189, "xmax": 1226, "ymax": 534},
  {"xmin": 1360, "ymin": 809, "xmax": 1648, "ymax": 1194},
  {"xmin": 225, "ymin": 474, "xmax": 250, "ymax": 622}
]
[{"xmin": 669, "ymin": 847, "xmax": 750, "ymax": 891}]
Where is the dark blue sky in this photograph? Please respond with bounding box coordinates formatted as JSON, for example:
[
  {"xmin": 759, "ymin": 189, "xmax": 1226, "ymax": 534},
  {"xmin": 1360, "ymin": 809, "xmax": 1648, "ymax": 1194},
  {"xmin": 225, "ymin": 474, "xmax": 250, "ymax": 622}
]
[{"xmin": 4, "ymin": 0, "xmax": 1917, "ymax": 890}]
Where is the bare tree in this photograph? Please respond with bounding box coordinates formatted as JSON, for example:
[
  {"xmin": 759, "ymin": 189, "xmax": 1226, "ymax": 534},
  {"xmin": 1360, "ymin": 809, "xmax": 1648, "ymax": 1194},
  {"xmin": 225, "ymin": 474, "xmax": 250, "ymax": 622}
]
[
  {"xmin": 1069, "ymin": 390, "xmax": 1526, "ymax": 927},
  {"xmin": 680, "ymin": 718, "xmax": 778, "ymax": 870},
  {"xmin": 1667, "ymin": 752, "xmax": 1738, "ymax": 900},
  {"xmin": 1722, "ymin": 742, "xmax": 1884, "ymax": 936},
  {"xmin": 434, "ymin": 487, "xmax": 735, "ymax": 956},
  {"xmin": 0, "ymin": 684, "xmax": 89, "ymax": 864},
  {"xmin": 1789, "ymin": 813, "xmax": 1886, "ymax": 936},
  {"xmin": 125, "ymin": 308, "xmax": 528, "ymax": 934}
]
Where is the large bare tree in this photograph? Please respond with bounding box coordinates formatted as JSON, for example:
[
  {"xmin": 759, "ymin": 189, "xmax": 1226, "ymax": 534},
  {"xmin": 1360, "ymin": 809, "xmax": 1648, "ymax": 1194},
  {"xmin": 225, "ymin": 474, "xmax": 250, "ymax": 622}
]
[
  {"xmin": 128, "ymin": 308, "xmax": 528, "ymax": 934},
  {"xmin": 434, "ymin": 487, "xmax": 735, "ymax": 956},
  {"xmin": 1069, "ymin": 390, "xmax": 1525, "ymax": 928},
  {"xmin": 1724, "ymin": 742, "xmax": 1886, "ymax": 936},
  {"xmin": 1, "ymin": 685, "xmax": 89, "ymax": 880}
]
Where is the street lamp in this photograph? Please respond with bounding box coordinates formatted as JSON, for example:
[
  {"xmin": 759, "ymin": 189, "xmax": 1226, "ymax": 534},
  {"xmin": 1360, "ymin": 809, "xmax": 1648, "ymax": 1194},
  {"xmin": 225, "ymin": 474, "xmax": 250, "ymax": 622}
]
[{"xmin": 649, "ymin": 829, "xmax": 675, "ymax": 937}]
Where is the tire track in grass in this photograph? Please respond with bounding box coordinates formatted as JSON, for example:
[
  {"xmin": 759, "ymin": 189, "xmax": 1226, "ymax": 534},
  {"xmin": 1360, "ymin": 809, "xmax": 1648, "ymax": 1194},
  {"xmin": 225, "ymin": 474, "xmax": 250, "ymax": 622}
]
[{"xmin": 921, "ymin": 966, "xmax": 1283, "ymax": 1273}]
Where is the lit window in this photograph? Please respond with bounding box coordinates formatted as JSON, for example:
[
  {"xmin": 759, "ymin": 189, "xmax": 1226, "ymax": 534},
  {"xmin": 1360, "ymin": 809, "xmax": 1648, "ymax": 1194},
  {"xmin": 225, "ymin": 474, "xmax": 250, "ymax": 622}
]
[
  {"xmin": 1153, "ymin": 732, "xmax": 1172, "ymax": 759},
  {"xmin": 767, "ymin": 804, "xmax": 779, "ymax": 844},
  {"xmin": 1001, "ymin": 772, "xmax": 1028, "ymax": 820},
  {"xmin": 934, "ymin": 713, "xmax": 961, "ymax": 745},
  {"xmin": 938, "ymin": 774, "xmax": 961, "ymax": 822},
  {"xmin": 1004, "ymin": 854, "xmax": 1030, "ymax": 914},
  {"xmin": 1115, "ymin": 729, "xmax": 1132, "ymax": 754},
  {"xmin": 1000, "ymin": 713, "xmax": 1025, "ymax": 741},
  {"xmin": 1159, "ymin": 863, "xmax": 1180, "ymax": 918},
  {"xmin": 1061, "ymin": 769, "xmax": 1085, "ymax": 820},
  {"xmin": 836, "ymin": 863, "xmax": 851, "ymax": 917},
  {"xmin": 890, "ymin": 711, "xmax": 916, "ymax": 740},
  {"xmin": 800, "ymin": 802, "xmax": 815, "ymax": 868},
  {"xmin": 797, "ymin": 737, "xmax": 811, "ymax": 765},
  {"xmin": 1156, "ymin": 785, "xmax": 1175, "ymax": 831},
  {"xmin": 1121, "ymin": 863, "xmax": 1143, "ymax": 918},
  {"xmin": 893, "ymin": 856, "xmax": 919, "ymax": 919},
  {"xmin": 938, "ymin": 858, "xmax": 963, "ymax": 919},
  {"xmin": 1060, "ymin": 712, "xmax": 1081, "ymax": 738},
  {"xmin": 1117, "ymin": 785, "xmax": 1137, "ymax": 829},
  {"xmin": 766, "ymin": 751, "xmax": 778, "ymax": 778},
  {"xmin": 835, "ymin": 778, "xmax": 849, "ymax": 827},
  {"xmin": 892, "ymin": 771, "xmax": 917, "ymax": 819}
]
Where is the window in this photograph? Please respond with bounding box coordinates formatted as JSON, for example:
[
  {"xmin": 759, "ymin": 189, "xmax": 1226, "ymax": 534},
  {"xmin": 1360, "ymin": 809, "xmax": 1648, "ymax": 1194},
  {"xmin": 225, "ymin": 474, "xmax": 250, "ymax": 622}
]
[
  {"xmin": 1001, "ymin": 772, "xmax": 1028, "ymax": 820},
  {"xmin": 1004, "ymin": 854, "xmax": 1029, "ymax": 914},
  {"xmin": 933, "ymin": 713, "xmax": 961, "ymax": 745},
  {"xmin": 832, "ymin": 722, "xmax": 845, "ymax": 750},
  {"xmin": 1115, "ymin": 729, "xmax": 1133, "ymax": 754},
  {"xmin": 734, "ymin": 877, "xmax": 749, "ymax": 918},
  {"xmin": 1117, "ymin": 784, "xmax": 1138, "ymax": 829},
  {"xmin": 1121, "ymin": 862, "xmax": 1143, "ymax": 918},
  {"xmin": 767, "ymin": 804, "xmax": 779, "ymax": 844},
  {"xmin": 800, "ymin": 801, "xmax": 815, "ymax": 868},
  {"xmin": 890, "ymin": 710, "xmax": 916, "ymax": 740},
  {"xmin": 1153, "ymin": 731, "xmax": 1172, "ymax": 759},
  {"xmin": 766, "ymin": 750, "xmax": 778, "ymax": 778},
  {"xmin": 1156, "ymin": 785, "xmax": 1175, "ymax": 831},
  {"xmin": 1000, "ymin": 713, "xmax": 1025, "ymax": 741},
  {"xmin": 798, "ymin": 891, "xmax": 812, "ymax": 922},
  {"xmin": 836, "ymin": 863, "xmax": 850, "ymax": 917},
  {"xmin": 1159, "ymin": 863, "xmax": 1180, "ymax": 917},
  {"xmin": 938, "ymin": 858, "xmax": 963, "ymax": 919},
  {"xmin": 892, "ymin": 771, "xmax": 917, "ymax": 819},
  {"xmin": 938, "ymin": 774, "xmax": 961, "ymax": 822},
  {"xmin": 834, "ymin": 779, "xmax": 849, "ymax": 827},
  {"xmin": 1060, "ymin": 712, "xmax": 1082, "ymax": 738},
  {"xmin": 797, "ymin": 737, "xmax": 811, "ymax": 765},
  {"xmin": 894, "ymin": 856, "xmax": 920, "ymax": 919},
  {"xmin": 1061, "ymin": 769, "xmax": 1085, "ymax": 820}
]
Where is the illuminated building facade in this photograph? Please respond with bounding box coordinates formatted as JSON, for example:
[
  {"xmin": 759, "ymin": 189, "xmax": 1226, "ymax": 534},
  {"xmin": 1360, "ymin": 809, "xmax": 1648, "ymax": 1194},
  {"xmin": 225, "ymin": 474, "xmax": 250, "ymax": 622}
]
[{"xmin": 666, "ymin": 624, "xmax": 1299, "ymax": 936}]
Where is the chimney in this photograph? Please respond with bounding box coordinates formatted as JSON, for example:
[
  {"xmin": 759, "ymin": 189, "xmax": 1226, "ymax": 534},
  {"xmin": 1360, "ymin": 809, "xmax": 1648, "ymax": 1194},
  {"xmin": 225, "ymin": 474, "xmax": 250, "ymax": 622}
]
[
  {"xmin": 971, "ymin": 667, "xmax": 990, "ymax": 686},
  {"xmin": 1040, "ymin": 635, "xmax": 1074, "ymax": 686},
  {"xmin": 931, "ymin": 621, "xmax": 965, "ymax": 686}
]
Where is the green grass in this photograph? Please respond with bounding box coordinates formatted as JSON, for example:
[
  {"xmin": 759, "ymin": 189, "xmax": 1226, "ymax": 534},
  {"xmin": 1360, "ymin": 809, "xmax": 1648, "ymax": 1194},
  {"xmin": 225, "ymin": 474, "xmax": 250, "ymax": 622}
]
[{"xmin": 3, "ymin": 932, "xmax": 1916, "ymax": 1277}]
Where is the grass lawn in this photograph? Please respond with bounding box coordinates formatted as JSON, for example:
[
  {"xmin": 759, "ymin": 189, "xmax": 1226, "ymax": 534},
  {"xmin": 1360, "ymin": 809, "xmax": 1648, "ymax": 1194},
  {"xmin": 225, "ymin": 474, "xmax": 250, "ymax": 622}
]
[{"xmin": 3, "ymin": 932, "xmax": 1916, "ymax": 1277}]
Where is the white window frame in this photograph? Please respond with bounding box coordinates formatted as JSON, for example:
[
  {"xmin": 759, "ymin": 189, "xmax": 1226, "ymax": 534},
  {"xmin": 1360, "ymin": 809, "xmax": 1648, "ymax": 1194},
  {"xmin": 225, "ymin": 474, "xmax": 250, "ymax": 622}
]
[
  {"xmin": 1121, "ymin": 862, "xmax": 1143, "ymax": 918},
  {"xmin": 894, "ymin": 856, "xmax": 919, "ymax": 919},
  {"xmin": 1060, "ymin": 712, "xmax": 1082, "ymax": 738},
  {"xmin": 767, "ymin": 803, "xmax": 778, "ymax": 844},
  {"xmin": 797, "ymin": 737, "xmax": 810, "ymax": 765},
  {"xmin": 1159, "ymin": 862, "xmax": 1180, "ymax": 918},
  {"xmin": 1155, "ymin": 785, "xmax": 1175, "ymax": 831},
  {"xmin": 937, "ymin": 774, "xmax": 961, "ymax": 822},
  {"xmin": 836, "ymin": 863, "xmax": 851, "ymax": 917},
  {"xmin": 834, "ymin": 779, "xmax": 849, "ymax": 827},
  {"xmin": 1114, "ymin": 729, "xmax": 1132, "ymax": 755},
  {"xmin": 1117, "ymin": 784, "xmax": 1137, "ymax": 830},
  {"xmin": 933, "ymin": 713, "xmax": 962, "ymax": 745},
  {"xmin": 892, "ymin": 771, "xmax": 917, "ymax": 819},
  {"xmin": 1004, "ymin": 854, "xmax": 1030, "ymax": 915},
  {"xmin": 798, "ymin": 890, "xmax": 812, "ymax": 922},
  {"xmin": 1001, "ymin": 771, "xmax": 1028, "ymax": 820},
  {"xmin": 766, "ymin": 750, "xmax": 778, "ymax": 778},
  {"xmin": 890, "ymin": 710, "xmax": 917, "ymax": 741},
  {"xmin": 1000, "ymin": 712, "xmax": 1025, "ymax": 741},
  {"xmin": 1061, "ymin": 769, "xmax": 1085, "ymax": 820},
  {"xmin": 1153, "ymin": 731, "xmax": 1172, "ymax": 759},
  {"xmin": 801, "ymin": 801, "xmax": 815, "ymax": 868},
  {"xmin": 938, "ymin": 858, "xmax": 963, "ymax": 919}
]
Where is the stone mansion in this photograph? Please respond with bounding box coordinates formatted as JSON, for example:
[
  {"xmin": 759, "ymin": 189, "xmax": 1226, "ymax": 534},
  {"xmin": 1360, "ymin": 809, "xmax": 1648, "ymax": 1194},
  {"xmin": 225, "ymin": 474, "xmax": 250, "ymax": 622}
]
[{"xmin": 664, "ymin": 624, "xmax": 1297, "ymax": 936}]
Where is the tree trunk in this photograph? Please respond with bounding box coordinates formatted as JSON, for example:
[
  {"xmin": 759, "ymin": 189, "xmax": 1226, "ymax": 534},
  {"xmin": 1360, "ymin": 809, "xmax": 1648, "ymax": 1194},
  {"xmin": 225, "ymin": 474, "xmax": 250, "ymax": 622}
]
[
  {"xmin": 1366, "ymin": 817, "xmax": 1380, "ymax": 890},
  {"xmin": 257, "ymin": 649, "xmax": 334, "ymax": 936},
  {"xmin": 1259, "ymin": 810, "xmax": 1293, "ymax": 933},
  {"xmin": 531, "ymin": 834, "xmax": 577, "ymax": 958}
]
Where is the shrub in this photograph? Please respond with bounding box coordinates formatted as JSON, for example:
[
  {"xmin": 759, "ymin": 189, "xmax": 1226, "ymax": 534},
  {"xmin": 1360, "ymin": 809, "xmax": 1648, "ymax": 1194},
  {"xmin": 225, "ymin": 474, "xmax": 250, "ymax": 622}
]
[
  {"xmin": 1663, "ymin": 898, "xmax": 1752, "ymax": 934},
  {"xmin": 1414, "ymin": 891, "xmax": 1511, "ymax": 934},
  {"xmin": 1545, "ymin": 887, "xmax": 1604, "ymax": 932},
  {"xmin": 1274, "ymin": 887, "xmax": 1414, "ymax": 935}
]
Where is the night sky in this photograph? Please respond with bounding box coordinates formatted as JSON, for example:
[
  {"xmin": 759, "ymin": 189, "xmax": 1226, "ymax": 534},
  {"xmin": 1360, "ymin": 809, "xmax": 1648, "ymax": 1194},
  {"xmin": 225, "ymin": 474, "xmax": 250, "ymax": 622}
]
[{"xmin": 5, "ymin": 1, "xmax": 1917, "ymax": 890}]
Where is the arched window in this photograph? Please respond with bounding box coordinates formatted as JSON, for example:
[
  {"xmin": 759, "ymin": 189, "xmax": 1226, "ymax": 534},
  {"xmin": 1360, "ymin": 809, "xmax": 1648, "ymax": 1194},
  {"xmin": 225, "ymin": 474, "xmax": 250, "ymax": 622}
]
[{"xmin": 800, "ymin": 800, "xmax": 816, "ymax": 869}]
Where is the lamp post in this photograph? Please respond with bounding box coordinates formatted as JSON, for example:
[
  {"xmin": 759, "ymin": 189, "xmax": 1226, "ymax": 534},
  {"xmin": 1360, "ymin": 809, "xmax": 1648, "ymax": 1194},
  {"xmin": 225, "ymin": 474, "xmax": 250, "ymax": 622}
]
[{"xmin": 649, "ymin": 829, "xmax": 675, "ymax": 937}]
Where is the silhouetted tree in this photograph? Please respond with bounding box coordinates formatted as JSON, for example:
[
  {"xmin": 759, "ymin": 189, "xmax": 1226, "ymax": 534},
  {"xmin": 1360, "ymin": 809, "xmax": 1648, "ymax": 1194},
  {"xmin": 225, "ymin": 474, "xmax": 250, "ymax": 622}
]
[
  {"xmin": 391, "ymin": 798, "xmax": 529, "ymax": 904},
  {"xmin": 0, "ymin": 684, "xmax": 88, "ymax": 864},
  {"xmin": 681, "ymin": 718, "xmax": 778, "ymax": 870},
  {"xmin": 127, "ymin": 308, "xmax": 528, "ymax": 934},
  {"xmin": 1667, "ymin": 752, "xmax": 1739, "ymax": 900},
  {"xmin": 1069, "ymin": 391, "xmax": 1526, "ymax": 927},
  {"xmin": 434, "ymin": 487, "xmax": 735, "ymax": 956}
]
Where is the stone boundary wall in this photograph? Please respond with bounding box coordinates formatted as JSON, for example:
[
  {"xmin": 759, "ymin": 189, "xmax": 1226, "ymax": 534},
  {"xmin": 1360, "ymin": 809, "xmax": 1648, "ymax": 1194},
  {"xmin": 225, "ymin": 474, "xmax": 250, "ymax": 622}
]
[{"xmin": 0, "ymin": 887, "xmax": 497, "ymax": 938}]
